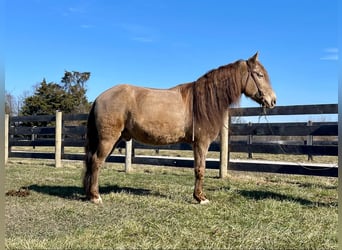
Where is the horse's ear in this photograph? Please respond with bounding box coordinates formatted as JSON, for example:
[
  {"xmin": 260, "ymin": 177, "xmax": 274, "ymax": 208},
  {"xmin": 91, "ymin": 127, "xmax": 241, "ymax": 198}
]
[{"xmin": 248, "ymin": 52, "xmax": 259, "ymax": 63}]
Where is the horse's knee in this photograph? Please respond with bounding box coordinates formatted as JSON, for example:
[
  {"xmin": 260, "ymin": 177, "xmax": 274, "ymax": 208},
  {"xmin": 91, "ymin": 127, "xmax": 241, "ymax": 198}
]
[{"xmin": 194, "ymin": 167, "xmax": 205, "ymax": 179}]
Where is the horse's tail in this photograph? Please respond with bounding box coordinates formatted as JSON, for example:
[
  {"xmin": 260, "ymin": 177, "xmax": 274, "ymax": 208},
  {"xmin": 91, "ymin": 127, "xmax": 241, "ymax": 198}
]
[
  {"xmin": 83, "ymin": 101, "xmax": 98, "ymax": 198},
  {"xmin": 85, "ymin": 101, "xmax": 98, "ymax": 157}
]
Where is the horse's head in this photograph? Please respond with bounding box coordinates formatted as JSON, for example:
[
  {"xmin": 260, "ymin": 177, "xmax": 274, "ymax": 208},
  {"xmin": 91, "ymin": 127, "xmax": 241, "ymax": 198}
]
[{"xmin": 243, "ymin": 52, "xmax": 276, "ymax": 109}]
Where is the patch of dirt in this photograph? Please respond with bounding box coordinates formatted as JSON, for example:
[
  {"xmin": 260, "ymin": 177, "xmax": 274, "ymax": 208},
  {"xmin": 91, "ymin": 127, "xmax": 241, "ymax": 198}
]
[{"xmin": 6, "ymin": 187, "xmax": 30, "ymax": 197}]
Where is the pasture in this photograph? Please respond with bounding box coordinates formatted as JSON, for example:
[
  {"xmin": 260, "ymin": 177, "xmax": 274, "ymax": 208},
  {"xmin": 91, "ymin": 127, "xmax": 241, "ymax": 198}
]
[{"xmin": 5, "ymin": 158, "xmax": 337, "ymax": 249}]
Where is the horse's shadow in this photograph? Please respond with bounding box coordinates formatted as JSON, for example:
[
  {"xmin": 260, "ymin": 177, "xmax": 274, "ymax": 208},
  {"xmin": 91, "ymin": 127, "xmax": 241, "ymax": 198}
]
[
  {"xmin": 237, "ymin": 189, "xmax": 337, "ymax": 208},
  {"xmin": 26, "ymin": 185, "xmax": 336, "ymax": 207},
  {"xmin": 27, "ymin": 184, "xmax": 163, "ymax": 201}
]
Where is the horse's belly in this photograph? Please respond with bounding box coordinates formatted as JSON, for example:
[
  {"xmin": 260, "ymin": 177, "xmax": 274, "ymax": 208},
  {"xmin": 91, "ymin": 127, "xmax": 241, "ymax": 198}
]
[
  {"xmin": 130, "ymin": 97, "xmax": 189, "ymax": 144},
  {"xmin": 130, "ymin": 113, "xmax": 188, "ymax": 145}
]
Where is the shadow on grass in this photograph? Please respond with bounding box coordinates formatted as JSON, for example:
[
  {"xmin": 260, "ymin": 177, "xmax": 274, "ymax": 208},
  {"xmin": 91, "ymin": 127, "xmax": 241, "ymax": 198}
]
[
  {"xmin": 237, "ymin": 189, "xmax": 337, "ymax": 208},
  {"xmin": 27, "ymin": 184, "xmax": 165, "ymax": 201}
]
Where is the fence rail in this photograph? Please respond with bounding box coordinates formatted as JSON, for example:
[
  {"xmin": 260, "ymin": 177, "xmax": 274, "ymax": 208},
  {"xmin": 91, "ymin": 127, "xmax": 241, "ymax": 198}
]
[{"xmin": 5, "ymin": 104, "xmax": 338, "ymax": 177}]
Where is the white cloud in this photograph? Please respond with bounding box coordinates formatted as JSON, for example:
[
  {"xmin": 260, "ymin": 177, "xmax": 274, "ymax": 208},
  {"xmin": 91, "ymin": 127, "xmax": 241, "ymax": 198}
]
[
  {"xmin": 67, "ymin": 6, "xmax": 86, "ymax": 14},
  {"xmin": 62, "ymin": 5, "xmax": 87, "ymax": 16},
  {"xmin": 320, "ymin": 47, "xmax": 338, "ymax": 61},
  {"xmin": 132, "ymin": 37, "xmax": 154, "ymax": 43},
  {"xmin": 324, "ymin": 48, "xmax": 339, "ymax": 53},
  {"xmin": 117, "ymin": 23, "xmax": 158, "ymax": 43},
  {"xmin": 80, "ymin": 24, "xmax": 94, "ymax": 29},
  {"xmin": 320, "ymin": 55, "xmax": 338, "ymax": 61}
]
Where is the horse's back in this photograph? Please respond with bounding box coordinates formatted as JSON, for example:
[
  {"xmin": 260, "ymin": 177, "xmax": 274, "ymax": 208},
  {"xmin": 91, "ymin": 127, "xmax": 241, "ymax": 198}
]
[{"xmin": 95, "ymin": 84, "xmax": 184, "ymax": 113}]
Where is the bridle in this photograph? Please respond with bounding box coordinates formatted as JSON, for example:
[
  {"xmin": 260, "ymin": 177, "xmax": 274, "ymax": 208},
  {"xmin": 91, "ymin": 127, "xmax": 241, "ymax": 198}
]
[{"xmin": 245, "ymin": 60, "xmax": 264, "ymax": 100}]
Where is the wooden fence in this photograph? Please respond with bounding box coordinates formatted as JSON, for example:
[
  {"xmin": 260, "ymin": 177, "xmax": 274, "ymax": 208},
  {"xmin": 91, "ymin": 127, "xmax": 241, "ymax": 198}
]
[{"xmin": 5, "ymin": 104, "xmax": 338, "ymax": 177}]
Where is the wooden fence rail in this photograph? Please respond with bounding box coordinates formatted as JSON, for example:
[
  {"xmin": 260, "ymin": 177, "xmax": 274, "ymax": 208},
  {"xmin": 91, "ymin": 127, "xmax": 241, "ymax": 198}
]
[{"xmin": 5, "ymin": 104, "xmax": 338, "ymax": 177}]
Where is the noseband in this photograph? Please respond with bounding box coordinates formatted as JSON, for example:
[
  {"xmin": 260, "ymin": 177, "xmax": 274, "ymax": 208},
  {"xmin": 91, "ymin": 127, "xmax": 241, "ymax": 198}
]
[{"xmin": 245, "ymin": 61, "xmax": 264, "ymax": 99}]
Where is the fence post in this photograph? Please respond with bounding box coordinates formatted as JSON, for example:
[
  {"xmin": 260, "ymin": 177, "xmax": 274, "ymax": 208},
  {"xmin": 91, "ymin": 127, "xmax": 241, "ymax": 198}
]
[
  {"xmin": 125, "ymin": 139, "xmax": 133, "ymax": 173},
  {"xmin": 219, "ymin": 109, "xmax": 229, "ymax": 178},
  {"xmin": 31, "ymin": 126, "xmax": 36, "ymax": 149},
  {"xmin": 61, "ymin": 119, "xmax": 65, "ymax": 156},
  {"xmin": 5, "ymin": 114, "xmax": 9, "ymax": 165},
  {"xmin": 307, "ymin": 120, "xmax": 313, "ymax": 161},
  {"xmin": 55, "ymin": 111, "xmax": 62, "ymax": 168},
  {"xmin": 247, "ymin": 122, "xmax": 253, "ymax": 159}
]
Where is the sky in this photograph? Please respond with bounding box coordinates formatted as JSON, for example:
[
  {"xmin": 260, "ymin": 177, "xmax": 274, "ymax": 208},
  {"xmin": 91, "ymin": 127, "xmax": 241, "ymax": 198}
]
[{"xmin": 5, "ymin": 0, "xmax": 338, "ymax": 121}]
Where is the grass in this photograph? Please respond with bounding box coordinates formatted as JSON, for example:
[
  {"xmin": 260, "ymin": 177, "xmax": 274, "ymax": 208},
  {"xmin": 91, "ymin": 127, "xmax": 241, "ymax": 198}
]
[{"xmin": 5, "ymin": 158, "xmax": 337, "ymax": 249}]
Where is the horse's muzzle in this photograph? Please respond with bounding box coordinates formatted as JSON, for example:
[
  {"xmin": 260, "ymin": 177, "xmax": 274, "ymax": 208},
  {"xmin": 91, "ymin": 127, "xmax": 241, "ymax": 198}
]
[{"xmin": 262, "ymin": 93, "xmax": 277, "ymax": 109}]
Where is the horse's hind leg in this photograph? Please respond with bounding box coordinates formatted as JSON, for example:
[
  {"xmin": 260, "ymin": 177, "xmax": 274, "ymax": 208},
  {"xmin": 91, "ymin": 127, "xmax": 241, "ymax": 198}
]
[{"xmin": 84, "ymin": 135, "xmax": 120, "ymax": 204}]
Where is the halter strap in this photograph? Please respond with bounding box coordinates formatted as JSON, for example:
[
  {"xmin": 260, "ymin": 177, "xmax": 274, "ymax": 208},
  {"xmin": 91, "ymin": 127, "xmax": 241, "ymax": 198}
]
[{"xmin": 245, "ymin": 60, "xmax": 264, "ymax": 98}]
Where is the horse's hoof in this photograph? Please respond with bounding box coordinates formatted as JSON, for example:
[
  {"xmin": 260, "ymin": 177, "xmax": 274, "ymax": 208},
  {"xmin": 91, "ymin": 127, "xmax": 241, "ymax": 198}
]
[
  {"xmin": 199, "ymin": 199, "xmax": 210, "ymax": 205},
  {"xmin": 91, "ymin": 196, "xmax": 103, "ymax": 204}
]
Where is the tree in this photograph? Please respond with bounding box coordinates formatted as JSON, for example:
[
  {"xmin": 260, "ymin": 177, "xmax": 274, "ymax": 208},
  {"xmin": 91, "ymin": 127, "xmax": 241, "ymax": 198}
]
[
  {"xmin": 21, "ymin": 79, "xmax": 70, "ymax": 116},
  {"xmin": 20, "ymin": 71, "xmax": 91, "ymax": 116},
  {"xmin": 5, "ymin": 91, "xmax": 18, "ymax": 115},
  {"xmin": 61, "ymin": 71, "xmax": 91, "ymax": 114}
]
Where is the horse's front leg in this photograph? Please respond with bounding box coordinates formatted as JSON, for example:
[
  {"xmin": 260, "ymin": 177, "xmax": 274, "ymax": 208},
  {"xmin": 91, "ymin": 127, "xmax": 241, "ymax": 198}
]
[{"xmin": 193, "ymin": 141, "xmax": 210, "ymax": 204}]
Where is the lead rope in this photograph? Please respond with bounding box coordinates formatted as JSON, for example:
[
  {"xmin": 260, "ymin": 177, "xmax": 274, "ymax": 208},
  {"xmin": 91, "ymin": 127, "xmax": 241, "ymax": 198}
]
[
  {"xmin": 258, "ymin": 110, "xmax": 337, "ymax": 171},
  {"xmin": 192, "ymin": 86, "xmax": 195, "ymax": 142},
  {"xmin": 192, "ymin": 115, "xmax": 195, "ymax": 142}
]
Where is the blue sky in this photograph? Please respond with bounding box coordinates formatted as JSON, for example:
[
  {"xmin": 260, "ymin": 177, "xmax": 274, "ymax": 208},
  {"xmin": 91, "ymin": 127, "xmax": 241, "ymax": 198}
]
[{"xmin": 5, "ymin": 0, "xmax": 338, "ymax": 121}]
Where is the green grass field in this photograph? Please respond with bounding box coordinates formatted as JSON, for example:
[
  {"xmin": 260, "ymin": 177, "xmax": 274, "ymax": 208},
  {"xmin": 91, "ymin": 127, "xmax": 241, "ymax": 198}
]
[{"xmin": 5, "ymin": 158, "xmax": 337, "ymax": 249}]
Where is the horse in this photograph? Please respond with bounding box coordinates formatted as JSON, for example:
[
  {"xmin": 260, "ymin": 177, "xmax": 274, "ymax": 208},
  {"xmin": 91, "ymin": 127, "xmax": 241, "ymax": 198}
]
[{"xmin": 83, "ymin": 52, "xmax": 276, "ymax": 204}]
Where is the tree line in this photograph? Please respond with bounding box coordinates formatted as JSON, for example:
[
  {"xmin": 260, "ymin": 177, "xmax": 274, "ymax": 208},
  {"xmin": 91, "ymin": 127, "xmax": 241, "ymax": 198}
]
[{"xmin": 5, "ymin": 71, "xmax": 92, "ymax": 117}]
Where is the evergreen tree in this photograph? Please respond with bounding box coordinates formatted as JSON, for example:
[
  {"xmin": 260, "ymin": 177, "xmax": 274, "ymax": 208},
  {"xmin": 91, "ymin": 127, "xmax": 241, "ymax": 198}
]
[
  {"xmin": 20, "ymin": 71, "xmax": 91, "ymax": 116},
  {"xmin": 21, "ymin": 79, "xmax": 70, "ymax": 116},
  {"xmin": 61, "ymin": 71, "xmax": 91, "ymax": 114}
]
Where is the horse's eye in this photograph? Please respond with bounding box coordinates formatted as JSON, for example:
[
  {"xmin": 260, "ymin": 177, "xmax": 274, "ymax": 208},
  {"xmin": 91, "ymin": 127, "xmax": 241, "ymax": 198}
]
[
  {"xmin": 252, "ymin": 70, "xmax": 263, "ymax": 78},
  {"xmin": 256, "ymin": 72, "xmax": 264, "ymax": 77}
]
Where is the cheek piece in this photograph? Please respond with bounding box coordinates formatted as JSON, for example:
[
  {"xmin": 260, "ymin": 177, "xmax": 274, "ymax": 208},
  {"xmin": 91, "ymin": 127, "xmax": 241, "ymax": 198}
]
[{"xmin": 245, "ymin": 61, "xmax": 266, "ymax": 106}]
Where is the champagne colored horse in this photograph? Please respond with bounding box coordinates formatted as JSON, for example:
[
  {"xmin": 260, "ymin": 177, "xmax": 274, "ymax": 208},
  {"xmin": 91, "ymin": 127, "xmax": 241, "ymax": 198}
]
[{"xmin": 84, "ymin": 52, "xmax": 276, "ymax": 204}]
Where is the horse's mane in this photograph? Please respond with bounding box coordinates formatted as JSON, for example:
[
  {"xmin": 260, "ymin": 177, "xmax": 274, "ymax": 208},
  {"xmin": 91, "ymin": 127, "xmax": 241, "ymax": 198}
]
[{"xmin": 191, "ymin": 60, "xmax": 245, "ymax": 131}]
